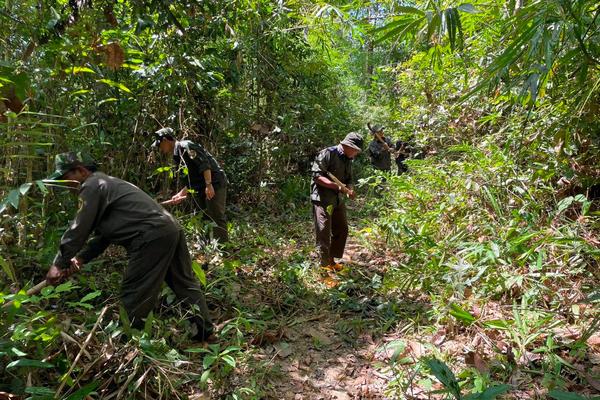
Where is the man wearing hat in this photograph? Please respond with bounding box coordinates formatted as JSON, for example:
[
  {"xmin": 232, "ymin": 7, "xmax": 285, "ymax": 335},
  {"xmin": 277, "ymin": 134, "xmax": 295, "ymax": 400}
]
[
  {"xmin": 310, "ymin": 132, "xmax": 363, "ymax": 271},
  {"xmin": 45, "ymin": 151, "xmax": 214, "ymax": 341},
  {"xmin": 367, "ymin": 124, "xmax": 393, "ymax": 172},
  {"xmin": 152, "ymin": 128, "xmax": 228, "ymax": 244}
]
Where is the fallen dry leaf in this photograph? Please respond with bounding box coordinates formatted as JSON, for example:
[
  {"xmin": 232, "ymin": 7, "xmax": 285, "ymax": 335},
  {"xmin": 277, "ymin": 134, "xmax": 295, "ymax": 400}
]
[
  {"xmin": 274, "ymin": 342, "xmax": 293, "ymax": 358},
  {"xmin": 587, "ymin": 335, "xmax": 600, "ymax": 347},
  {"xmin": 465, "ymin": 351, "xmax": 489, "ymax": 374}
]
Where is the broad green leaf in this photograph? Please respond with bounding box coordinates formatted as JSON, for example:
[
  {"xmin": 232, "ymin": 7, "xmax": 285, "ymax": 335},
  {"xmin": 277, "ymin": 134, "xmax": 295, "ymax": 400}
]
[
  {"xmin": 35, "ymin": 180, "xmax": 49, "ymax": 195},
  {"xmin": 25, "ymin": 386, "xmax": 55, "ymax": 396},
  {"xmin": 7, "ymin": 358, "xmax": 54, "ymax": 369},
  {"xmin": 394, "ymin": 5, "xmax": 426, "ymax": 16},
  {"xmin": 425, "ymin": 358, "xmax": 461, "ymax": 399},
  {"xmin": 222, "ymin": 354, "xmax": 236, "ymax": 368},
  {"xmin": 19, "ymin": 182, "xmax": 32, "ymax": 195},
  {"xmin": 184, "ymin": 347, "xmax": 210, "ymax": 353},
  {"xmin": 70, "ymin": 89, "xmax": 91, "ymax": 96},
  {"xmin": 192, "ymin": 260, "xmax": 207, "ymax": 286},
  {"xmin": 10, "ymin": 347, "xmax": 27, "ymax": 357},
  {"xmin": 47, "ymin": 7, "xmax": 61, "ymax": 29},
  {"xmin": 482, "ymin": 319, "xmax": 510, "ymax": 330},
  {"xmin": 547, "ymin": 390, "xmax": 588, "ymax": 400},
  {"xmin": 80, "ymin": 290, "xmax": 102, "ymax": 303},
  {"xmin": 464, "ymin": 385, "xmax": 511, "ymax": 400},
  {"xmin": 54, "ymin": 281, "xmax": 75, "ymax": 293},
  {"xmin": 144, "ymin": 311, "xmax": 154, "ymax": 335},
  {"xmin": 97, "ymin": 98, "xmax": 118, "ymax": 106},
  {"xmin": 200, "ymin": 369, "xmax": 211, "ymax": 384},
  {"xmin": 65, "ymin": 381, "xmax": 99, "ymax": 400},
  {"xmin": 0, "ymin": 254, "xmax": 17, "ymax": 282},
  {"xmin": 203, "ymin": 354, "xmax": 217, "ymax": 369},
  {"xmin": 7, "ymin": 189, "xmax": 19, "ymax": 209},
  {"xmin": 449, "ymin": 303, "xmax": 476, "ymax": 324}
]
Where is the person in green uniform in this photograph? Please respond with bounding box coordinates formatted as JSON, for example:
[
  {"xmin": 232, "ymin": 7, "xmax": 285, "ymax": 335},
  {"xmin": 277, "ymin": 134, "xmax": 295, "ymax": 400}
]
[
  {"xmin": 45, "ymin": 151, "xmax": 214, "ymax": 341},
  {"xmin": 311, "ymin": 132, "xmax": 363, "ymax": 271},
  {"xmin": 152, "ymin": 128, "xmax": 228, "ymax": 244},
  {"xmin": 367, "ymin": 125, "xmax": 393, "ymax": 172}
]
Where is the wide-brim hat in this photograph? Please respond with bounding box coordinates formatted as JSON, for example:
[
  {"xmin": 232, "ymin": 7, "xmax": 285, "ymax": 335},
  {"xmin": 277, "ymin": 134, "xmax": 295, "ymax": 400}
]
[
  {"xmin": 340, "ymin": 132, "xmax": 364, "ymax": 151},
  {"xmin": 151, "ymin": 127, "xmax": 174, "ymax": 147}
]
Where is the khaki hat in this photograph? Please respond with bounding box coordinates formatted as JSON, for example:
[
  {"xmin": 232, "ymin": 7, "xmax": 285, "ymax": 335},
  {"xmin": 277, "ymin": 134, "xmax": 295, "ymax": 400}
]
[{"xmin": 340, "ymin": 132, "xmax": 364, "ymax": 151}]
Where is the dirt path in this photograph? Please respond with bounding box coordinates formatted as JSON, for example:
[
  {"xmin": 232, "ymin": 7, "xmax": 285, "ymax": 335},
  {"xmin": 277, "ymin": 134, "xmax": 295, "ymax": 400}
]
[{"xmin": 239, "ymin": 239, "xmax": 405, "ymax": 399}]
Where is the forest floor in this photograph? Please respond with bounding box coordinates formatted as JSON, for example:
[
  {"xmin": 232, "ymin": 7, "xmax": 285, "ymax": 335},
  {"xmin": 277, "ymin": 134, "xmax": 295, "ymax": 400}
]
[
  {"xmin": 2, "ymin": 195, "xmax": 599, "ymax": 399},
  {"xmin": 193, "ymin": 199, "xmax": 600, "ymax": 399}
]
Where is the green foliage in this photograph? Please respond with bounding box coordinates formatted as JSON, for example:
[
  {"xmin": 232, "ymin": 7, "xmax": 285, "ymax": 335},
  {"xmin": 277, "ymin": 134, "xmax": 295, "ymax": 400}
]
[{"xmin": 426, "ymin": 357, "xmax": 511, "ymax": 399}]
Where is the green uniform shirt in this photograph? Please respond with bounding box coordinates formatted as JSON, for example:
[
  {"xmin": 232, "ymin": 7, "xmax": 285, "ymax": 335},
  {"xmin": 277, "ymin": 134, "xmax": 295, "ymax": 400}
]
[
  {"xmin": 53, "ymin": 172, "xmax": 179, "ymax": 269},
  {"xmin": 173, "ymin": 140, "xmax": 227, "ymax": 191},
  {"xmin": 310, "ymin": 145, "xmax": 353, "ymax": 207},
  {"xmin": 368, "ymin": 138, "xmax": 393, "ymax": 171}
]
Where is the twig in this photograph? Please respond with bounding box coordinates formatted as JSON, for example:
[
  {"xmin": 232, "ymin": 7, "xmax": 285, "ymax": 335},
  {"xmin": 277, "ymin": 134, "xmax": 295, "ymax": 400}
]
[
  {"xmin": 2, "ymin": 280, "xmax": 48, "ymax": 309},
  {"xmin": 55, "ymin": 305, "xmax": 108, "ymax": 397},
  {"xmin": 60, "ymin": 332, "xmax": 92, "ymax": 359}
]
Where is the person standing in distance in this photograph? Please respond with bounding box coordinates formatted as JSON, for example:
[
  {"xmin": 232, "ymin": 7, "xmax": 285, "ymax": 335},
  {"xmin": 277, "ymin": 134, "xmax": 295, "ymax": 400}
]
[{"xmin": 310, "ymin": 132, "xmax": 363, "ymax": 271}]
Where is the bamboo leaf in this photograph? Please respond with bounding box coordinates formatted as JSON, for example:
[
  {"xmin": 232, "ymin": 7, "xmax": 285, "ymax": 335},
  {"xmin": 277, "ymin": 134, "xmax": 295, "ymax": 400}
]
[
  {"xmin": 464, "ymin": 385, "xmax": 511, "ymax": 400},
  {"xmin": 0, "ymin": 254, "xmax": 17, "ymax": 282},
  {"xmin": 6, "ymin": 359, "xmax": 54, "ymax": 369},
  {"xmin": 457, "ymin": 4, "xmax": 478, "ymax": 13},
  {"xmin": 425, "ymin": 358, "xmax": 462, "ymax": 399},
  {"xmin": 449, "ymin": 303, "xmax": 476, "ymax": 324},
  {"xmin": 192, "ymin": 260, "xmax": 207, "ymax": 286},
  {"xmin": 97, "ymin": 79, "xmax": 132, "ymax": 93},
  {"xmin": 64, "ymin": 66, "xmax": 96, "ymax": 74}
]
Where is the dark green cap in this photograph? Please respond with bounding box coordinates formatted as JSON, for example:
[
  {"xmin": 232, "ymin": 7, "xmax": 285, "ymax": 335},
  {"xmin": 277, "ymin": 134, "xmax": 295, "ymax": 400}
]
[
  {"xmin": 340, "ymin": 132, "xmax": 364, "ymax": 151},
  {"xmin": 47, "ymin": 151, "xmax": 96, "ymax": 180}
]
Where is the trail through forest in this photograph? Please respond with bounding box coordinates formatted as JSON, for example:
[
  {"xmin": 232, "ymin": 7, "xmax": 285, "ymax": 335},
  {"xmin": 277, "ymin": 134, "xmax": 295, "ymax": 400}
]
[{"xmin": 194, "ymin": 204, "xmax": 600, "ymax": 399}]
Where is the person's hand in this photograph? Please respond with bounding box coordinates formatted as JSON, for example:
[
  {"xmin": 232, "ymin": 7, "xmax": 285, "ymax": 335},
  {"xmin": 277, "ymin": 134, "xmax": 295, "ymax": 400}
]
[
  {"xmin": 340, "ymin": 186, "xmax": 355, "ymax": 199},
  {"xmin": 70, "ymin": 257, "xmax": 83, "ymax": 272},
  {"xmin": 205, "ymin": 184, "xmax": 215, "ymax": 200},
  {"xmin": 46, "ymin": 265, "xmax": 64, "ymax": 285}
]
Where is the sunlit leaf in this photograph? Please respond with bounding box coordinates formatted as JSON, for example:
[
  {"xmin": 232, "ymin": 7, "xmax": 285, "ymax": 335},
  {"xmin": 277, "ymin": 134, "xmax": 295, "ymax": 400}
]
[
  {"xmin": 97, "ymin": 79, "xmax": 132, "ymax": 93},
  {"xmin": 64, "ymin": 66, "xmax": 96, "ymax": 74}
]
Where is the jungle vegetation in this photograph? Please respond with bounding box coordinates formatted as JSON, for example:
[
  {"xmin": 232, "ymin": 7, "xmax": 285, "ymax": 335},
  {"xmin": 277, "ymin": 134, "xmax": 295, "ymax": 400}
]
[{"xmin": 1, "ymin": 0, "xmax": 599, "ymax": 399}]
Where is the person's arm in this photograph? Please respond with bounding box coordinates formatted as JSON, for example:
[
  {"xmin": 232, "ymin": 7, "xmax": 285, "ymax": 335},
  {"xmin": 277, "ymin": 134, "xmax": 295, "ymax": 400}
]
[
  {"xmin": 162, "ymin": 187, "xmax": 188, "ymax": 205},
  {"xmin": 312, "ymin": 150, "xmax": 352, "ymax": 196},
  {"xmin": 203, "ymin": 169, "xmax": 215, "ymax": 200},
  {"xmin": 77, "ymin": 235, "xmax": 111, "ymax": 264},
  {"xmin": 48, "ymin": 183, "xmax": 102, "ymax": 282},
  {"xmin": 345, "ymin": 162, "xmax": 355, "ymax": 199}
]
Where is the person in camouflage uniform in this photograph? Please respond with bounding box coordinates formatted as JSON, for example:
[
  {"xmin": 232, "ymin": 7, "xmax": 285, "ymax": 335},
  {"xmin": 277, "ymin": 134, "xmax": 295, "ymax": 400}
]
[
  {"xmin": 367, "ymin": 125, "xmax": 393, "ymax": 172},
  {"xmin": 311, "ymin": 132, "xmax": 363, "ymax": 271},
  {"xmin": 152, "ymin": 128, "xmax": 228, "ymax": 244},
  {"xmin": 45, "ymin": 152, "xmax": 214, "ymax": 341},
  {"xmin": 394, "ymin": 138, "xmax": 411, "ymax": 175}
]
